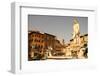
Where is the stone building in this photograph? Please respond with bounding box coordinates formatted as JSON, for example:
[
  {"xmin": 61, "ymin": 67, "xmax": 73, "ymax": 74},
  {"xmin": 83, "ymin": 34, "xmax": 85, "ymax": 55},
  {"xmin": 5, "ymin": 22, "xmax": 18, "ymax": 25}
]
[
  {"xmin": 28, "ymin": 31, "xmax": 63, "ymax": 60},
  {"xmin": 28, "ymin": 31, "xmax": 45, "ymax": 60},
  {"xmin": 44, "ymin": 33, "xmax": 56, "ymax": 51},
  {"xmin": 53, "ymin": 39, "xmax": 64, "ymax": 56}
]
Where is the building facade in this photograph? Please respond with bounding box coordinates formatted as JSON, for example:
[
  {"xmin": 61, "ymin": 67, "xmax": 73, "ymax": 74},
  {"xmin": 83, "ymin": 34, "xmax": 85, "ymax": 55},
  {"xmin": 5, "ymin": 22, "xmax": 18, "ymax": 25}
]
[
  {"xmin": 28, "ymin": 31, "xmax": 45, "ymax": 60},
  {"xmin": 28, "ymin": 31, "xmax": 63, "ymax": 60}
]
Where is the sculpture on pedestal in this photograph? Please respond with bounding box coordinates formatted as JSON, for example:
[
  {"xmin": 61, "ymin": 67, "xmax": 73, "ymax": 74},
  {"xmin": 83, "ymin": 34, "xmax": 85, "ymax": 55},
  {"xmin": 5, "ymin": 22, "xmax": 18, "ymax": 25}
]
[{"xmin": 72, "ymin": 18, "xmax": 80, "ymax": 45}]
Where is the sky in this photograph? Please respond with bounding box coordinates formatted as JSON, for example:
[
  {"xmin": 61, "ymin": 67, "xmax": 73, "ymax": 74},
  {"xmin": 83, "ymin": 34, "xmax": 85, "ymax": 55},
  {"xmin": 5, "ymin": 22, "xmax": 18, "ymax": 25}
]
[{"xmin": 28, "ymin": 15, "xmax": 88, "ymax": 43}]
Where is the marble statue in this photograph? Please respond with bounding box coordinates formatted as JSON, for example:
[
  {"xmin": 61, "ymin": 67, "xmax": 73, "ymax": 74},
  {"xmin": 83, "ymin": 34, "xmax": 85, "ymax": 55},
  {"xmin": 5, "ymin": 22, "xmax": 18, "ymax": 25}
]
[{"xmin": 72, "ymin": 18, "xmax": 80, "ymax": 45}]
